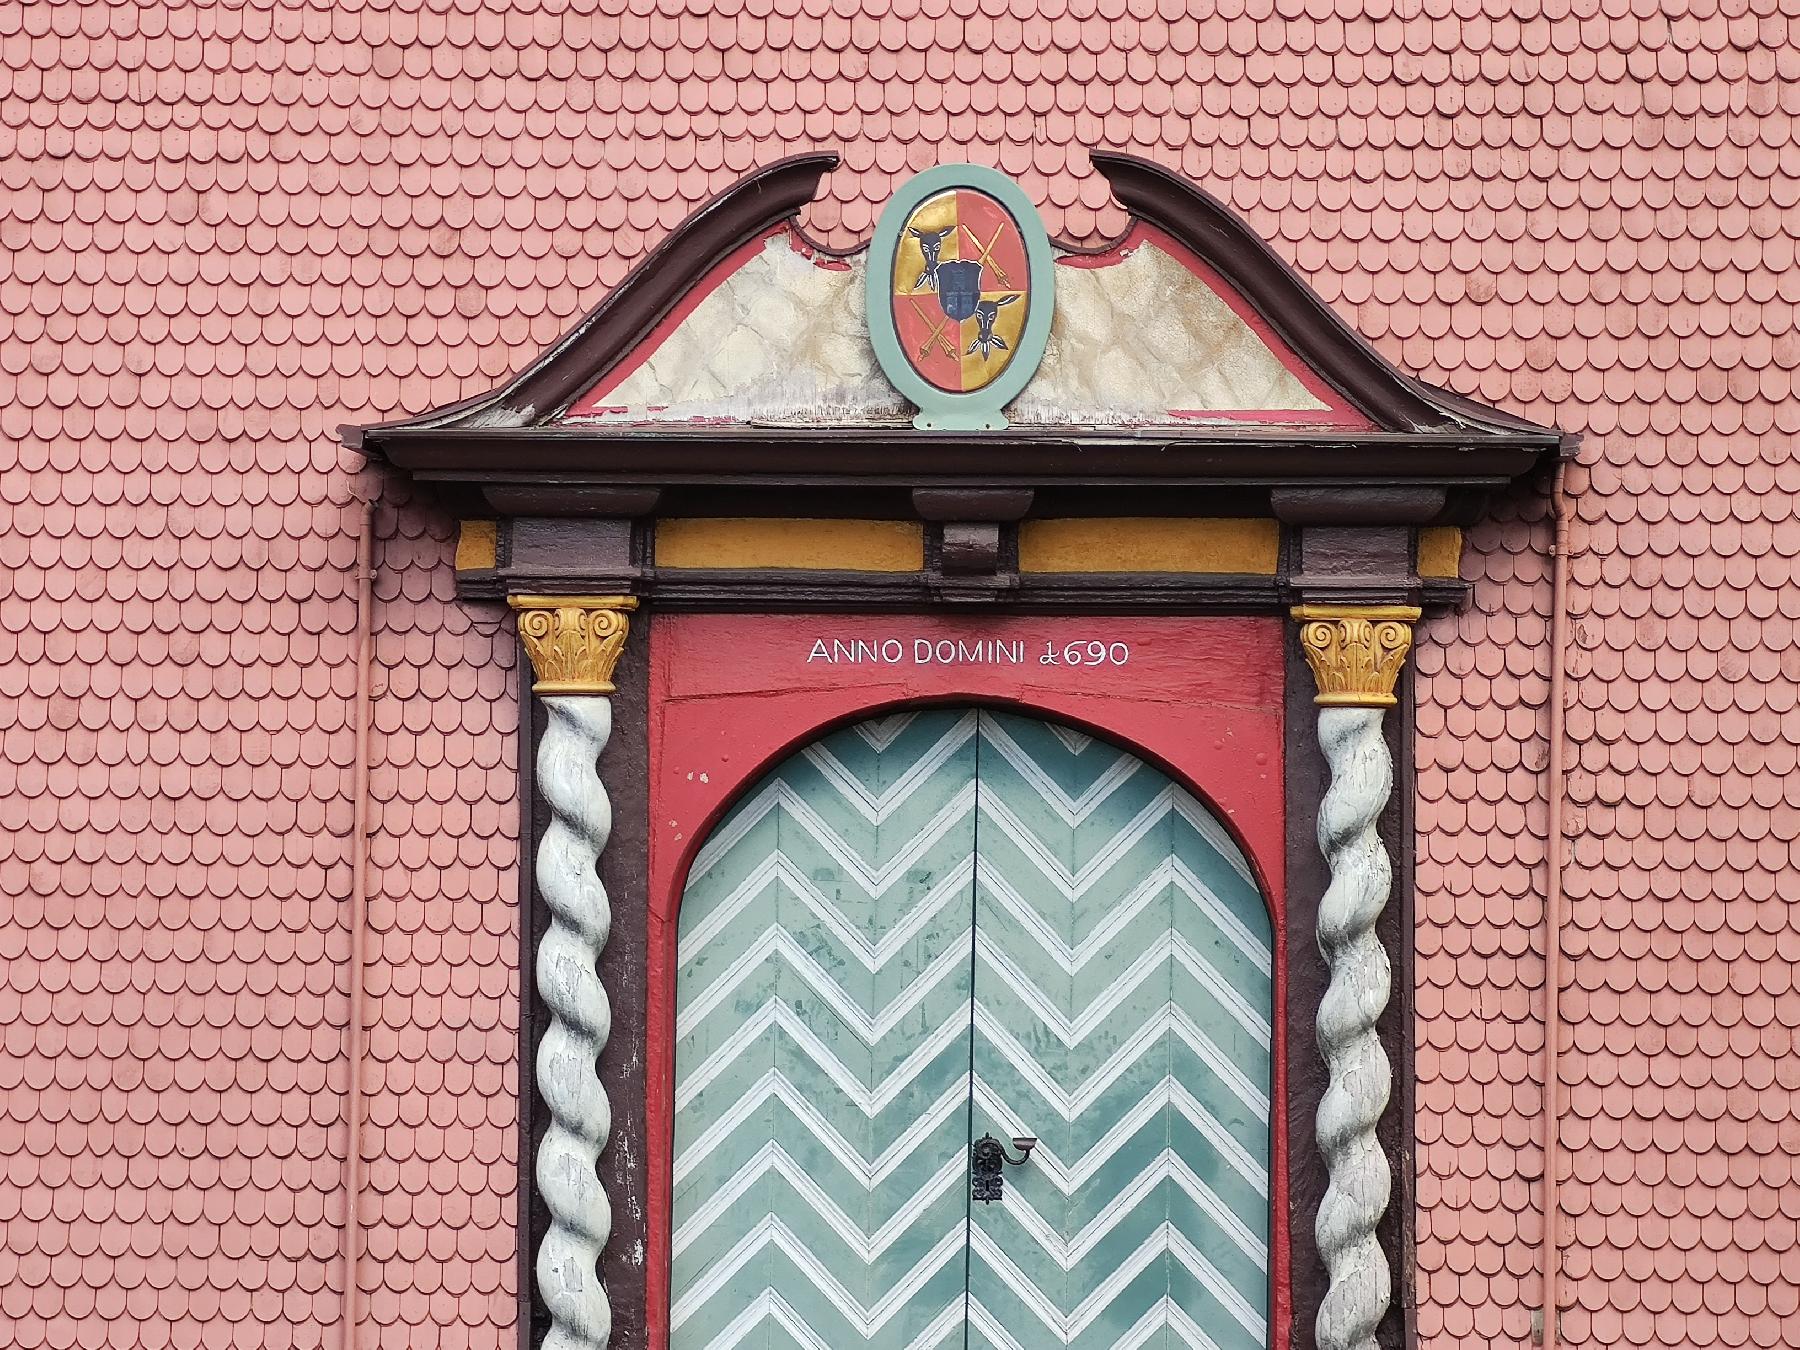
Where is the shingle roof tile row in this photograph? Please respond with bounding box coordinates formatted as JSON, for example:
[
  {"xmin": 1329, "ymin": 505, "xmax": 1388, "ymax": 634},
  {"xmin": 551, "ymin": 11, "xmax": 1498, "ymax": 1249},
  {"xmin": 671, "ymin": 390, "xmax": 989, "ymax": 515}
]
[{"xmin": 5, "ymin": 0, "xmax": 1800, "ymax": 1346}]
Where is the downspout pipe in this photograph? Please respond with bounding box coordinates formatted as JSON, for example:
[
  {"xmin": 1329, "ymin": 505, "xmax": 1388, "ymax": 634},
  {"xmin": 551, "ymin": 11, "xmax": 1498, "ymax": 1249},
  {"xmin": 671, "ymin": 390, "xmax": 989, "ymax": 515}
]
[
  {"xmin": 340, "ymin": 500, "xmax": 378, "ymax": 1350},
  {"xmin": 1541, "ymin": 459, "xmax": 1571, "ymax": 1350}
]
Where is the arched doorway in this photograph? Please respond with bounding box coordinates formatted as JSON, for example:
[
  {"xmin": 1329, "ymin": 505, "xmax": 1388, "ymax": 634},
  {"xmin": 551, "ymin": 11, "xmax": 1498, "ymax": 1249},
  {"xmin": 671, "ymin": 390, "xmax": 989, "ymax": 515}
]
[{"xmin": 666, "ymin": 707, "xmax": 1273, "ymax": 1349}]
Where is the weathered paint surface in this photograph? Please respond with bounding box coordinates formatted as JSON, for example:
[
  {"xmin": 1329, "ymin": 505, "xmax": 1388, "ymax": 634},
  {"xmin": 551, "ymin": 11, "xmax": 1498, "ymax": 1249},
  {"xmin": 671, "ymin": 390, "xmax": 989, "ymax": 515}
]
[
  {"xmin": 669, "ymin": 709, "xmax": 1272, "ymax": 1348},
  {"xmin": 670, "ymin": 710, "xmax": 981, "ymax": 1349},
  {"xmin": 1016, "ymin": 518, "xmax": 1281, "ymax": 575},
  {"xmin": 966, "ymin": 711, "xmax": 1272, "ymax": 1350},
  {"xmin": 654, "ymin": 518, "xmax": 925, "ymax": 572},
  {"xmin": 564, "ymin": 231, "xmax": 1339, "ymax": 426}
]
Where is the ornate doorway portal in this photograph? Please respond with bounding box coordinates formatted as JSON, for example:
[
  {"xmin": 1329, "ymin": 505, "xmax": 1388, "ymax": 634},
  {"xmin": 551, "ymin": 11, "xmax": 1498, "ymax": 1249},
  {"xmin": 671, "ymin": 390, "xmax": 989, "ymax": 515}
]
[
  {"xmin": 669, "ymin": 708, "xmax": 1273, "ymax": 1349},
  {"xmin": 354, "ymin": 154, "xmax": 1564, "ymax": 1350}
]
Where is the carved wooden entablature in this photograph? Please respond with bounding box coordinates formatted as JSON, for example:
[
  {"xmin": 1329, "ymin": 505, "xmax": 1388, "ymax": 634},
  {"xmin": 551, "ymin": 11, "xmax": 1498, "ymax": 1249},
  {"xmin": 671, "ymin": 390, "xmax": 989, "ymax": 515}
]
[{"xmin": 347, "ymin": 153, "xmax": 1569, "ymax": 614}]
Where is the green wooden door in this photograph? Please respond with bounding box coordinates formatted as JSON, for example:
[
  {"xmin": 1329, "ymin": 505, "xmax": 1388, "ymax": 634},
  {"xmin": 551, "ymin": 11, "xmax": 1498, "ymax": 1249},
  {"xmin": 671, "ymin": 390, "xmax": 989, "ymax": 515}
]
[
  {"xmin": 964, "ymin": 711, "xmax": 1272, "ymax": 1350},
  {"xmin": 670, "ymin": 710, "xmax": 1272, "ymax": 1350},
  {"xmin": 670, "ymin": 710, "xmax": 982, "ymax": 1349}
]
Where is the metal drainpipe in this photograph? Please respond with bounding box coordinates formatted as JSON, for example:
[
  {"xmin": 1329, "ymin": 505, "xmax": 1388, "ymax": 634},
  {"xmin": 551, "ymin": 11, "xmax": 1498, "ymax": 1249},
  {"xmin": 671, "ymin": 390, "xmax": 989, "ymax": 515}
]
[
  {"xmin": 340, "ymin": 500, "xmax": 378, "ymax": 1350},
  {"xmin": 1541, "ymin": 460, "xmax": 1571, "ymax": 1350}
]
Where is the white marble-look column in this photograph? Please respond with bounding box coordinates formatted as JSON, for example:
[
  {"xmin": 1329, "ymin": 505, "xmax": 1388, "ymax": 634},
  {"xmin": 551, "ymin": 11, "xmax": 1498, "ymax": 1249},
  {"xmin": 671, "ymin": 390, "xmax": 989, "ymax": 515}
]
[
  {"xmin": 511, "ymin": 595, "xmax": 638, "ymax": 1350},
  {"xmin": 1292, "ymin": 604, "xmax": 1420, "ymax": 1350}
]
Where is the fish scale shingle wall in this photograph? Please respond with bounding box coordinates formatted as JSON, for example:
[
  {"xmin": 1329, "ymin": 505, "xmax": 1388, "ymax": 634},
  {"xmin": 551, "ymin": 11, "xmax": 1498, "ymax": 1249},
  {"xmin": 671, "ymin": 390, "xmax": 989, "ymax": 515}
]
[{"xmin": 3, "ymin": 0, "xmax": 1799, "ymax": 1347}]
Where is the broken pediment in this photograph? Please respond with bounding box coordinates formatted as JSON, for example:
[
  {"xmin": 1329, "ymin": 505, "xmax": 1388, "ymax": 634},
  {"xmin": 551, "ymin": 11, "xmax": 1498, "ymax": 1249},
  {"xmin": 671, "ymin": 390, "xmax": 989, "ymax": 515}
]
[
  {"xmin": 562, "ymin": 225, "xmax": 1352, "ymax": 429},
  {"xmin": 349, "ymin": 153, "xmax": 1562, "ymax": 527}
]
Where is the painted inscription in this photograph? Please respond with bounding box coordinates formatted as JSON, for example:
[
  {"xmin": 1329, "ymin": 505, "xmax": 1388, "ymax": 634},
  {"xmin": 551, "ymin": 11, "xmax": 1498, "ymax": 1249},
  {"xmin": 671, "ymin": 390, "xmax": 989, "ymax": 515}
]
[{"xmin": 806, "ymin": 637, "xmax": 1131, "ymax": 667}]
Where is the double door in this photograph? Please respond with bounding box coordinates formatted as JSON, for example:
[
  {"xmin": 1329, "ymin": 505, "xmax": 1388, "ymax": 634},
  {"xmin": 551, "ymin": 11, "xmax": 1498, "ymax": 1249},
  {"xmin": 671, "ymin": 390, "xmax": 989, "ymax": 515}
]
[{"xmin": 670, "ymin": 709, "xmax": 1272, "ymax": 1349}]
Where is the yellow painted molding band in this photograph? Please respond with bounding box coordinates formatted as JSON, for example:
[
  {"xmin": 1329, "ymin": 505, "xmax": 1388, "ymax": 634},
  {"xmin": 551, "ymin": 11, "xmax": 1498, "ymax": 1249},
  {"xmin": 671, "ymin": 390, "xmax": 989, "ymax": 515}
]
[
  {"xmin": 455, "ymin": 519, "xmax": 498, "ymax": 572},
  {"xmin": 655, "ymin": 518, "xmax": 924, "ymax": 572},
  {"xmin": 1417, "ymin": 526, "xmax": 1464, "ymax": 579},
  {"xmin": 1019, "ymin": 518, "xmax": 1279, "ymax": 575}
]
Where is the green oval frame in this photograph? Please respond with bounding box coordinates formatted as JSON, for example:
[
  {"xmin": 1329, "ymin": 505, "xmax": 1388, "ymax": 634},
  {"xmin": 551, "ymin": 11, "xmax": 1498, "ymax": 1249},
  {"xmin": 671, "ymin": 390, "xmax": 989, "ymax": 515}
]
[{"xmin": 866, "ymin": 164, "xmax": 1056, "ymax": 431}]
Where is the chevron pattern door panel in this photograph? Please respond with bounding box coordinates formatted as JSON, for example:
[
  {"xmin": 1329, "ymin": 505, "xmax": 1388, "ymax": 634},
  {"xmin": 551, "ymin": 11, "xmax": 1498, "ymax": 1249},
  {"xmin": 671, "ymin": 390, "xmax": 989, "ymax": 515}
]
[
  {"xmin": 670, "ymin": 708, "xmax": 1273, "ymax": 1350},
  {"xmin": 671, "ymin": 710, "xmax": 982, "ymax": 1350},
  {"xmin": 966, "ymin": 711, "xmax": 1273, "ymax": 1350}
]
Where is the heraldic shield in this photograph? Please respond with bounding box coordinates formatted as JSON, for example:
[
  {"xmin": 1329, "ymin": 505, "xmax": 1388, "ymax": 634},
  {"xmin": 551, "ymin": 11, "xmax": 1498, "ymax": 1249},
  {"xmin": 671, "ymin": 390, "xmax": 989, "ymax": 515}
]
[
  {"xmin": 890, "ymin": 187, "xmax": 1031, "ymax": 396},
  {"xmin": 935, "ymin": 260, "xmax": 983, "ymax": 322}
]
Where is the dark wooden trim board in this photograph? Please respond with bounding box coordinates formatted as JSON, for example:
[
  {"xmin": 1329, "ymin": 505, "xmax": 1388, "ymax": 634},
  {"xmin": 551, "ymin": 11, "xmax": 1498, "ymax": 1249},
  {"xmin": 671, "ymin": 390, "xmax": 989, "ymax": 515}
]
[
  {"xmin": 639, "ymin": 570, "xmax": 1286, "ymax": 613},
  {"xmin": 518, "ymin": 664, "xmax": 540, "ymax": 1350},
  {"xmin": 597, "ymin": 624, "xmax": 653, "ymax": 1350},
  {"xmin": 346, "ymin": 155, "xmax": 838, "ymax": 439},
  {"xmin": 1090, "ymin": 153, "xmax": 1555, "ymax": 440}
]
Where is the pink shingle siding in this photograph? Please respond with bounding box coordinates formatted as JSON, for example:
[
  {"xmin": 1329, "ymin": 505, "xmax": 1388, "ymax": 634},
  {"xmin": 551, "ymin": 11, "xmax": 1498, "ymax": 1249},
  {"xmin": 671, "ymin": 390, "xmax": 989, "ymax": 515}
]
[{"xmin": 3, "ymin": 1, "xmax": 1798, "ymax": 1347}]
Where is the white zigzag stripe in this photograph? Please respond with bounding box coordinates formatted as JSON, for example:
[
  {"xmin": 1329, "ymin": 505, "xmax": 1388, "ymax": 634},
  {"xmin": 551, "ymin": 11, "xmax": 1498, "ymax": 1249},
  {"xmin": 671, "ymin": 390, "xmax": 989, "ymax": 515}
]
[
  {"xmin": 968, "ymin": 1294, "xmax": 1230, "ymax": 1350},
  {"xmin": 699, "ymin": 1290, "xmax": 838, "ymax": 1350},
  {"xmin": 676, "ymin": 998, "xmax": 974, "ymax": 1115},
  {"xmin": 1166, "ymin": 1299, "xmax": 1232, "ymax": 1350},
  {"xmin": 802, "ymin": 709, "xmax": 977, "ymax": 821},
  {"xmin": 992, "ymin": 1149, "xmax": 1265, "ymax": 1270},
  {"xmin": 1172, "ymin": 791, "xmax": 1259, "ymax": 890},
  {"xmin": 979, "ymin": 716, "xmax": 1144, "ymax": 825},
  {"xmin": 898, "ymin": 1298, "xmax": 971, "ymax": 1350},
  {"xmin": 676, "ymin": 1072, "xmax": 970, "ymax": 1187},
  {"xmin": 700, "ymin": 1289, "xmax": 967, "ymax": 1350},
  {"xmin": 967, "ymin": 1300, "xmax": 1034, "ymax": 1350},
  {"xmin": 679, "ymin": 922, "xmax": 973, "ymax": 1043},
  {"xmin": 673, "ymin": 1142, "xmax": 964, "ymax": 1259},
  {"xmin": 975, "ymin": 915, "xmax": 1270, "ymax": 1047},
  {"xmin": 686, "ymin": 775, "xmax": 976, "ymax": 897},
  {"xmin": 680, "ymin": 835, "xmax": 976, "ymax": 969},
  {"xmin": 1169, "ymin": 855, "xmax": 1273, "ymax": 970},
  {"xmin": 974, "ymin": 1001, "xmax": 1269, "ymax": 1123},
  {"xmin": 973, "ymin": 1076, "xmax": 1267, "ymax": 1197},
  {"xmin": 978, "ymin": 784, "xmax": 1176, "ymax": 897},
  {"xmin": 968, "ymin": 1221, "xmax": 1266, "ymax": 1341},
  {"xmin": 851, "ymin": 711, "xmax": 921, "ymax": 753},
  {"xmin": 978, "ymin": 853, "xmax": 1271, "ymax": 981},
  {"xmin": 671, "ymin": 1217, "xmax": 967, "ymax": 1333}
]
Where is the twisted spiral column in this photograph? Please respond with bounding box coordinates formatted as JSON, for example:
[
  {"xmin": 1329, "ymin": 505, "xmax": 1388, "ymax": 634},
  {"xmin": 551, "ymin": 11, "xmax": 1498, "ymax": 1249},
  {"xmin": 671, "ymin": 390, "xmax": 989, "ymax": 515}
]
[
  {"xmin": 511, "ymin": 596, "xmax": 638, "ymax": 1350},
  {"xmin": 1292, "ymin": 605, "xmax": 1419, "ymax": 1350}
]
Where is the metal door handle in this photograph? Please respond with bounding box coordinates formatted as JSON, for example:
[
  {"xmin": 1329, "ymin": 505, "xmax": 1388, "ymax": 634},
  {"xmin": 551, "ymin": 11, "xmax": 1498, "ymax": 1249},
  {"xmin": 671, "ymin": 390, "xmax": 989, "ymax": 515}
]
[{"xmin": 971, "ymin": 1133, "xmax": 1037, "ymax": 1203}]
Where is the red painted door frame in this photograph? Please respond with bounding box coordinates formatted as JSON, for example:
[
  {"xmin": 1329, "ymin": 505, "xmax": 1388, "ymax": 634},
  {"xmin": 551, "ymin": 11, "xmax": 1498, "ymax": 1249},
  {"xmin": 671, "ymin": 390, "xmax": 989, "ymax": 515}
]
[{"xmin": 644, "ymin": 613, "xmax": 1291, "ymax": 1350}]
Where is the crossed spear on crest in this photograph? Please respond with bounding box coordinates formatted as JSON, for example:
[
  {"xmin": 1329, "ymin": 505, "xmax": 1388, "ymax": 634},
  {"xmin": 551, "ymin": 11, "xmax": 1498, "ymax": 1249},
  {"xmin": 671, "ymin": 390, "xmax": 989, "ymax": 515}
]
[
  {"xmin": 908, "ymin": 296, "xmax": 957, "ymax": 360},
  {"xmin": 962, "ymin": 222, "xmax": 1011, "ymax": 286}
]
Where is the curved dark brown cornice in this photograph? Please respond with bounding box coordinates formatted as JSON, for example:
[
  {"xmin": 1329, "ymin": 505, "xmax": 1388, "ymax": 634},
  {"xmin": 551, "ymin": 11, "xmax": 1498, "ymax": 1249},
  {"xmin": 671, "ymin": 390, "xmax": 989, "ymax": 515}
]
[
  {"xmin": 352, "ymin": 152, "xmax": 1567, "ymax": 534},
  {"xmin": 1090, "ymin": 152, "xmax": 1543, "ymax": 436},
  {"xmin": 345, "ymin": 153, "xmax": 838, "ymax": 447}
]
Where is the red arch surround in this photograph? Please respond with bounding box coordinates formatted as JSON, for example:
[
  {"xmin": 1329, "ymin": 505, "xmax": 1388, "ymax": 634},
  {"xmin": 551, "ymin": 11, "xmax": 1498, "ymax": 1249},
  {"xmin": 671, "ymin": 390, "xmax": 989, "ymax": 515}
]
[{"xmin": 645, "ymin": 613, "xmax": 1290, "ymax": 1350}]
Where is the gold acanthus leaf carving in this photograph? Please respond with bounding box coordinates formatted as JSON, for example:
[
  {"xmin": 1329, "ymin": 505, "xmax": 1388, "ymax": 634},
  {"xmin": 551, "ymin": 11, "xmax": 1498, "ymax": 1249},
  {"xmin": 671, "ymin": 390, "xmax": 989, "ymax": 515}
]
[
  {"xmin": 509, "ymin": 595, "xmax": 639, "ymax": 695},
  {"xmin": 1291, "ymin": 605, "xmax": 1422, "ymax": 708}
]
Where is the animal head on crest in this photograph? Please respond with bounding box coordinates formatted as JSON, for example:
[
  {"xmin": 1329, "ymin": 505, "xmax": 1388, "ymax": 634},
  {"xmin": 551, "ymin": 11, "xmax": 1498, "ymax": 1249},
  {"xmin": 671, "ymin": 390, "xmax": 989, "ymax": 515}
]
[
  {"xmin": 967, "ymin": 294, "xmax": 1020, "ymax": 359},
  {"xmin": 908, "ymin": 225, "xmax": 956, "ymax": 292}
]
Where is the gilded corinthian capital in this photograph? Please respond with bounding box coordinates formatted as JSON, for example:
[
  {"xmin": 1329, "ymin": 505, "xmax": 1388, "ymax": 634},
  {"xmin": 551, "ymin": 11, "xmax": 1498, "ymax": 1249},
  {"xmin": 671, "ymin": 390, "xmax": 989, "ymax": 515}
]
[
  {"xmin": 1291, "ymin": 605, "xmax": 1421, "ymax": 708},
  {"xmin": 509, "ymin": 595, "xmax": 639, "ymax": 695}
]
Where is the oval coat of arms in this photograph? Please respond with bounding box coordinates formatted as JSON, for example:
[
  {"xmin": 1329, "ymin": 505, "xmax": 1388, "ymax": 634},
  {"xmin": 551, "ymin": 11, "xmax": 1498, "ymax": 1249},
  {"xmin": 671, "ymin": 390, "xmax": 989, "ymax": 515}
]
[{"xmin": 867, "ymin": 166, "xmax": 1054, "ymax": 431}]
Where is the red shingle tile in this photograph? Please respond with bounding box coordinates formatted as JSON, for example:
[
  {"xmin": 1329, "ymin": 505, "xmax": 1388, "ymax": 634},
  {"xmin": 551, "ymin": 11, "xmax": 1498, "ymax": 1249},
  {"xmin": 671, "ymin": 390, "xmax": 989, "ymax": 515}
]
[{"xmin": 0, "ymin": 2, "xmax": 1796, "ymax": 1348}]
